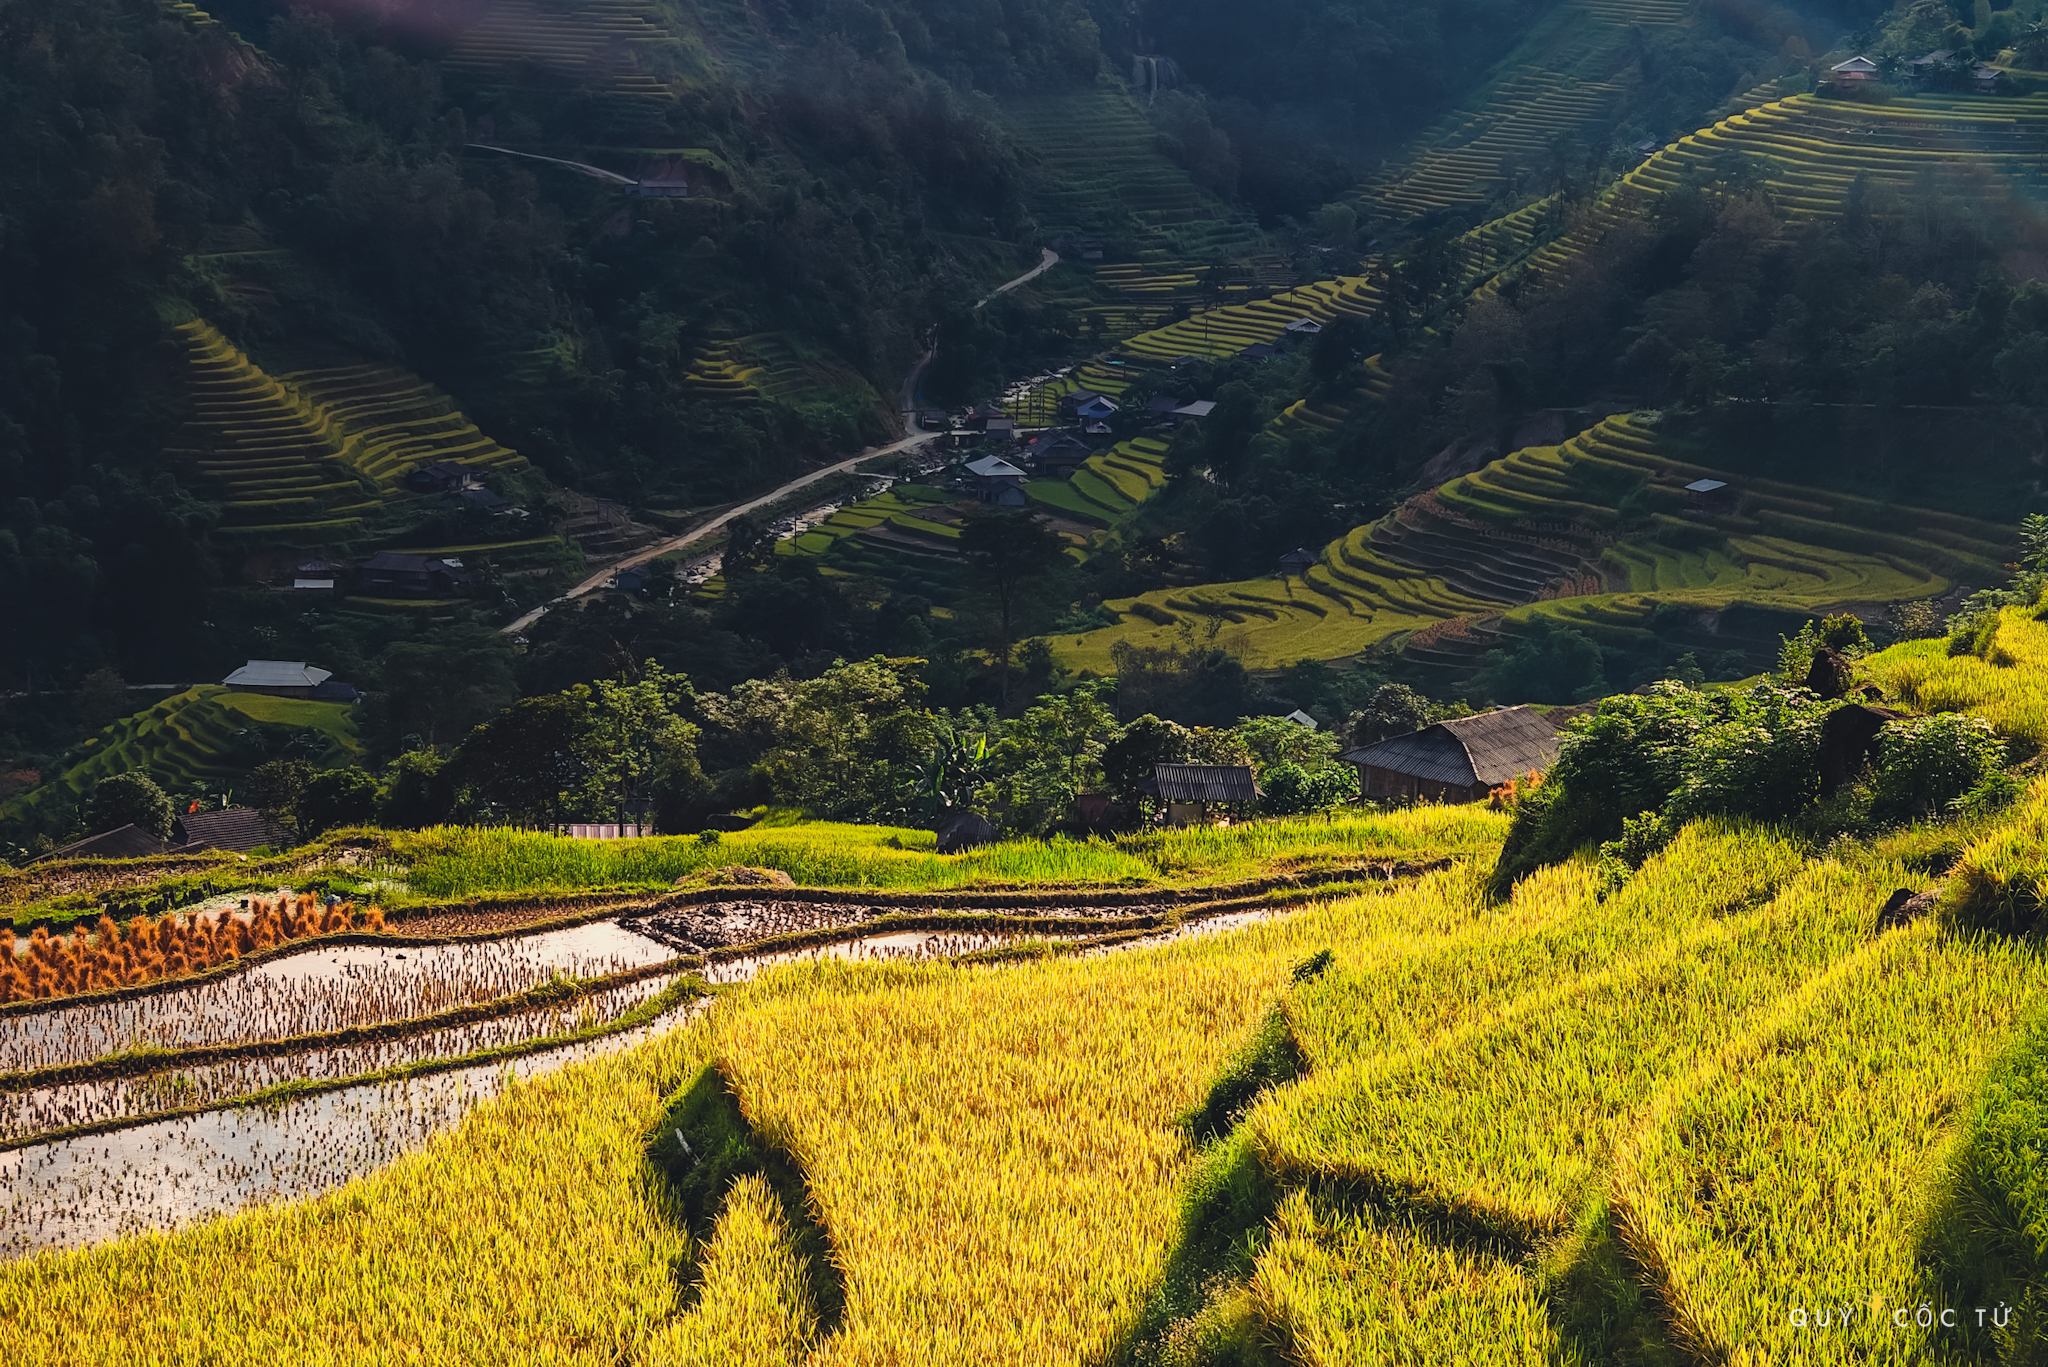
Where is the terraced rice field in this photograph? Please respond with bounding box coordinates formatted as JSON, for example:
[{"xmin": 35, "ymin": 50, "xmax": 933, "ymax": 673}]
[
  {"xmin": 1353, "ymin": 0, "xmax": 1686, "ymax": 225},
  {"xmin": 1483, "ymin": 92, "xmax": 2048, "ymax": 300},
  {"xmin": 1025, "ymin": 438, "xmax": 1169, "ymax": 526},
  {"xmin": 443, "ymin": 0, "xmax": 680, "ymax": 112},
  {"xmin": 1050, "ymin": 413, "xmax": 2004, "ymax": 675},
  {"xmin": 164, "ymin": 320, "xmax": 529, "ymax": 548},
  {"xmin": 0, "ymin": 687, "xmax": 361, "ymax": 836},
  {"xmin": 999, "ymin": 83, "xmax": 1286, "ymax": 339},
  {"xmin": 8, "ymin": 788, "xmax": 2046, "ymax": 1362},
  {"xmin": 680, "ymin": 333, "xmax": 884, "ymax": 414}
]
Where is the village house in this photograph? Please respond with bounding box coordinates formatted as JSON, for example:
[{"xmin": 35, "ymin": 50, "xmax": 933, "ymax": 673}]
[
  {"xmin": 1060, "ymin": 390, "xmax": 1119, "ymax": 422},
  {"xmin": 1283, "ymin": 318, "xmax": 1323, "ymax": 337},
  {"xmin": 1341, "ymin": 706, "xmax": 1560, "ymax": 804},
  {"xmin": 222, "ymin": 660, "xmax": 335, "ymax": 699},
  {"xmin": 1147, "ymin": 763, "xmax": 1262, "ymax": 826},
  {"xmin": 1023, "ymin": 431, "xmax": 1093, "ymax": 475},
  {"xmin": 1830, "ymin": 55, "xmax": 1881, "ymax": 86},
  {"xmin": 292, "ymin": 558, "xmax": 341, "ymax": 598},
  {"xmin": 357, "ymin": 551, "xmax": 471, "ymax": 597},
  {"xmin": 965, "ymin": 453, "xmax": 1029, "ymax": 505},
  {"xmin": 404, "ymin": 461, "xmax": 477, "ymax": 494},
  {"xmin": 176, "ymin": 807, "xmax": 286, "ymax": 853},
  {"xmin": 1277, "ymin": 547, "xmax": 1319, "ymax": 577}
]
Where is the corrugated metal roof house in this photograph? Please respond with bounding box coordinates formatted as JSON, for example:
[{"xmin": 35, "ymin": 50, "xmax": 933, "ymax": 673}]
[
  {"xmin": 222, "ymin": 660, "xmax": 333, "ymax": 697},
  {"xmin": 1341, "ymin": 706, "xmax": 1560, "ymax": 803},
  {"xmin": 176, "ymin": 807, "xmax": 285, "ymax": 853},
  {"xmin": 1150, "ymin": 763, "xmax": 1260, "ymax": 826}
]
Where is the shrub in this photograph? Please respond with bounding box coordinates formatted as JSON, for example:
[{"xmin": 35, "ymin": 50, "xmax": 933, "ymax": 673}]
[
  {"xmin": 1869, "ymin": 713, "xmax": 2006, "ymax": 821},
  {"xmin": 1491, "ymin": 681, "xmax": 1835, "ymax": 894},
  {"xmin": 1258, "ymin": 760, "xmax": 1358, "ymax": 815}
]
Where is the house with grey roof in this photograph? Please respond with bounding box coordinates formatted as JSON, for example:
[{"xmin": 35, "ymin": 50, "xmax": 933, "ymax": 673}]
[
  {"xmin": 222, "ymin": 660, "xmax": 334, "ymax": 699},
  {"xmin": 965, "ymin": 454, "xmax": 1029, "ymax": 506},
  {"xmin": 1341, "ymin": 706, "xmax": 1560, "ymax": 804}
]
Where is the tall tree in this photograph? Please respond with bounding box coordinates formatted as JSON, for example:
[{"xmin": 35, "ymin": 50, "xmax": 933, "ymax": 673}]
[{"xmin": 959, "ymin": 509, "xmax": 1070, "ymax": 707}]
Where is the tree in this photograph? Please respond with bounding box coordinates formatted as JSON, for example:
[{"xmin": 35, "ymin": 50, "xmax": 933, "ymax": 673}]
[
  {"xmin": 377, "ymin": 751, "xmax": 458, "ymax": 829},
  {"xmin": 86, "ymin": 771, "xmax": 173, "ymax": 838},
  {"xmin": 75, "ymin": 667, "xmax": 130, "ymax": 730},
  {"xmin": 984, "ymin": 681, "xmax": 1119, "ymax": 833},
  {"xmin": 371, "ymin": 628, "xmax": 518, "ymax": 750},
  {"xmin": 751, "ymin": 657, "xmax": 928, "ymax": 816},
  {"xmin": 581, "ymin": 664, "xmax": 707, "ymax": 831},
  {"xmin": 1102, "ymin": 714, "xmax": 1193, "ymax": 812},
  {"xmin": 721, "ymin": 515, "xmax": 772, "ymax": 576},
  {"xmin": 298, "ymin": 768, "xmax": 382, "ymax": 838},
  {"xmin": 456, "ymin": 689, "xmax": 598, "ymax": 828},
  {"xmin": 960, "ymin": 509, "xmax": 1070, "ymax": 706},
  {"xmin": 1309, "ymin": 316, "xmax": 1366, "ymax": 389},
  {"xmin": 249, "ymin": 759, "xmax": 316, "ymax": 843},
  {"xmin": 1344, "ymin": 683, "xmax": 1439, "ymax": 747}
]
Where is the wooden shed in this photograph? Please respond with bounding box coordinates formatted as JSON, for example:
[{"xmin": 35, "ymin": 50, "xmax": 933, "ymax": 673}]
[
  {"xmin": 1150, "ymin": 762, "xmax": 1260, "ymax": 826},
  {"xmin": 1341, "ymin": 706, "xmax": 1560, "ymax": 804}
]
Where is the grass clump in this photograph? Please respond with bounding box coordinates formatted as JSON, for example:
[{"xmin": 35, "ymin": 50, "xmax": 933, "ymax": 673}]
[{"xmin": 1921, "ymin": 1004, "xmax": 2048, "ymax": 1365}]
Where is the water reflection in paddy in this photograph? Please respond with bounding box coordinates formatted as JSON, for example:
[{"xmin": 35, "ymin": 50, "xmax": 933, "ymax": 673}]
[
  {"xmin": 1, "ymin": 911, "xmax": 1282, "ymax": 1258},
  {"xmin": 0, "ymin": 922, "xmax": 673, "ymax": 1073}
]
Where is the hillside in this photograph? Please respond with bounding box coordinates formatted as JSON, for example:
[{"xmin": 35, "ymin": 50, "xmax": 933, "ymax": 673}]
[
  {"xmin": 0, "ymin": 686, "xmax": 362, "ymax": 837},
  {"xmin": 6, "ymin": 603, "xmax": 2048, "ymax": 1359},
  {"xmin": 1049, "ymin": 413, "xmax": 2009, "ymax": 689}
]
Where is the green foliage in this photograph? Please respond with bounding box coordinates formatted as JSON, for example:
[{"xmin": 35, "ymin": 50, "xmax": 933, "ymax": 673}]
[
  {"xmin": 1491, "ymin": 681, "xmax": 1835, "ymax": 893},
  {"xmin": 298, "ymin": 768, "xmax": 382, "ymax": 838},
  {"xmin": 1921, "ymin": 1004, "xmax": 2048, "ymax": 1363},
  {"xmin": 980, "ymin": 682, "xmax": 1119, "ymax": 835},
  {"xmin": 1777, "ymin": 613, "xmax": 1872, "ymax": 681},
  {"xmin": 376, "ymin": 750, "xmax": 456, "ymax": 830},
  {"xmin": 455, "ymin": 662, "xmax": 704, "ymax": 830},
  {"xmin": 85, "ymin": 771, "xmax": 174, "ymax": 840},
  {"xmin": 1869, "ymin": 713, "xmax": 2007, "ymax": 822}
]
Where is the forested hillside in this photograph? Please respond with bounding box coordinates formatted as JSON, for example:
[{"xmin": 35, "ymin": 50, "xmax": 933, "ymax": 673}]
[{"xmin": 5, "ymin": 0, "xmax": 2033, "ymax": 850}]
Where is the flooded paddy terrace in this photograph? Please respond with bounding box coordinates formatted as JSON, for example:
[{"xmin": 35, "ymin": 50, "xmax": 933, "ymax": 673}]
[{"xmin": 0, "ymin": 892, "xmax": 1284, "ymax": 1257}]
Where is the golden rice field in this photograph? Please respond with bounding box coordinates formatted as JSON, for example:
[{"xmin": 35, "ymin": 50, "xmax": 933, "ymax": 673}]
[
  {"xmin": 6, "ymin": 793, "xmax": 2047, "ymax": 1362},
  {"xmin": 1050, "ymin": 413, "xmax": 1984, "ymax": 674},
  {"xmin": 9, "ymin": 643, "xmax": 2048, "ymax": 1362}
]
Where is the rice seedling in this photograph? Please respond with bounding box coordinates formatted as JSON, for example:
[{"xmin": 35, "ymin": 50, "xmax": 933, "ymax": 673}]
[
  {"xmin": 0, "ymin": 977, "xmax": 673, "ymax": 1144},
  {"xmin": 1607, "ymin": 920, "xmax": 2048, "ymax": 1364},
  {"xmin": 0, "ymin": 895, "xmax": 386, "ymax": 1006}
]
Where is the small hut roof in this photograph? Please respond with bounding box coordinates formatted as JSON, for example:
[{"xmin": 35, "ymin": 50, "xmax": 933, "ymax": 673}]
[
  {"xmin": 33, "ymin": 824, "xmax": 169, "ymax": 863},
  {"xmin": 1152, "ymin": 763, "xmax": 1261, "ymax": 803},
  {"xmin": 1341, "ymin": 705, "xmax": 1559, "ymax": 787},
  {"xmin": 177, "ymin": 807, "xmax": 283, "ymax": 853},
  {"xmin": 1684, "ymin": 478, "xmax": 1728, "ymax": 493}
]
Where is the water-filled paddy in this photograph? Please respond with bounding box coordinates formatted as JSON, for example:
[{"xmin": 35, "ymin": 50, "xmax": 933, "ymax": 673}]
[
  {"xmin": 0, "ymin": 977, "xmax": 672, "ymax": 1144},
  {"xmin": 0, "ymin": 1005, "xmax": 701, "ymax": 1260},
  {"xmin": 0, "ymin": 922, "xmax": 672, "ymax": 1072},
  {"xmin": 0, "ymin": 908, "xmax": 1285, "ymax": 1259}
]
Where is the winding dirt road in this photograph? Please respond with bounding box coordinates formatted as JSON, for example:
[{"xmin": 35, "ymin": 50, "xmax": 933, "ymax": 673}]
[{"xmin": 501, "ymin": 248, "xmax": 1060, "ymax": 635}]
